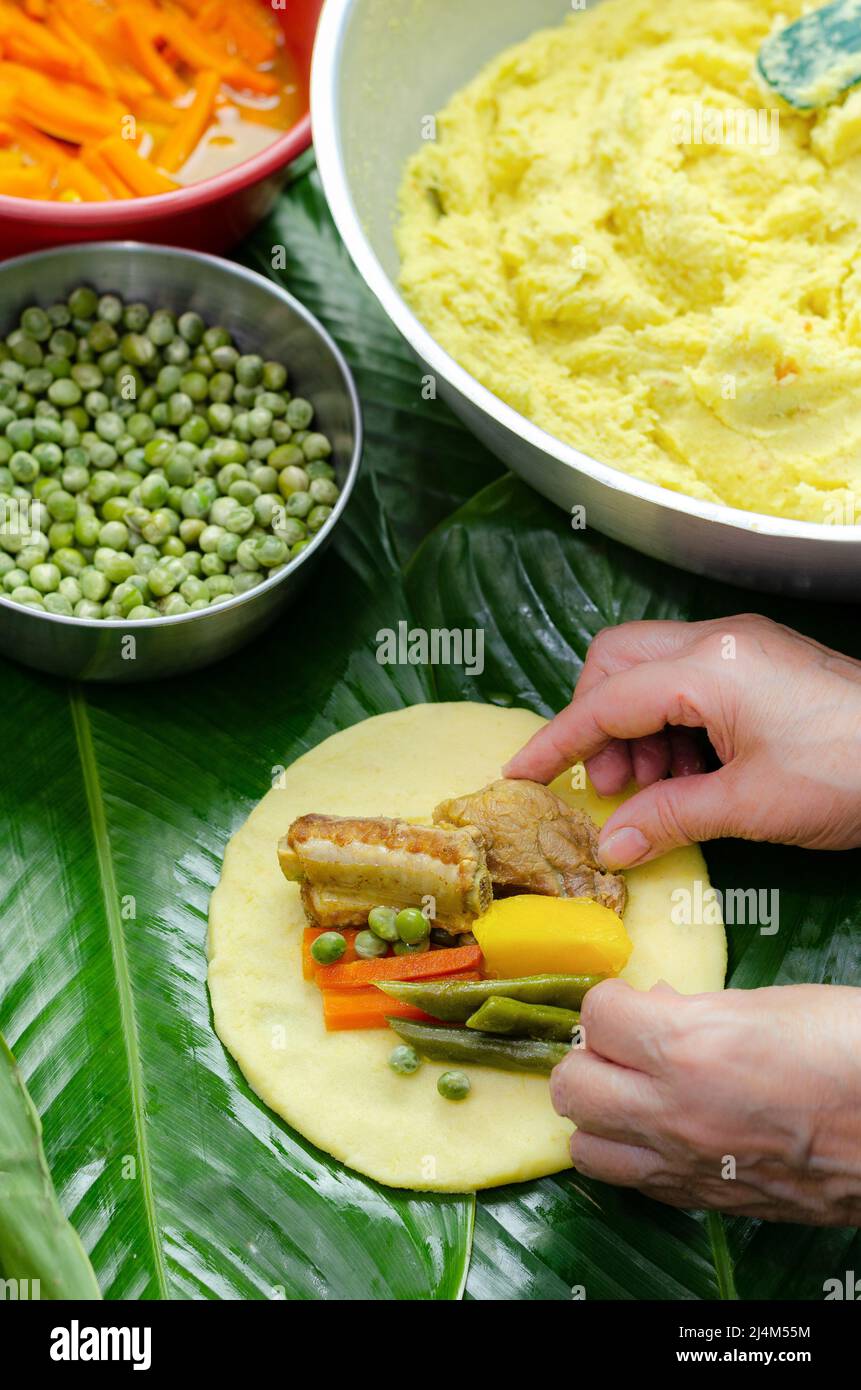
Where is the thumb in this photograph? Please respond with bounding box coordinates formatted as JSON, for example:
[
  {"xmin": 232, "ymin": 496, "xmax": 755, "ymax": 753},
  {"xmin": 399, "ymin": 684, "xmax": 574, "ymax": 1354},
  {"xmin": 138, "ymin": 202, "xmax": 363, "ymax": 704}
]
[{"xmin": 598, "ymin": 767, "xmax": 741, "ymax": 868}]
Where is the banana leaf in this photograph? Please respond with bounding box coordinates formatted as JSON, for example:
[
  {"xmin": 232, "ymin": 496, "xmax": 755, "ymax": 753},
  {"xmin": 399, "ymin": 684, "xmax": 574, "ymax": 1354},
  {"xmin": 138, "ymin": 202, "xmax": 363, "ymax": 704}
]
[
  {"xmin": 0, "ymin": 159, "xmax": 858, "ymax": 1300},
  {"xmin": 0, "ymin": 1034, "xmax": 100, "ymax": 1299}
]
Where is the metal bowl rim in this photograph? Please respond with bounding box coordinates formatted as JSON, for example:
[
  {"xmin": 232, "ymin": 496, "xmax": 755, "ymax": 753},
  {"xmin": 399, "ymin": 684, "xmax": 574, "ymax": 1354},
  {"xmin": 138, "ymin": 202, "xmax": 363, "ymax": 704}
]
[
  {"xmin": 311, "ymin": 0, "xmax": 861, "ymax": 548},
  {"xmin": 0, "ymin": 239, "xmax": 363, "ymax": 631}
]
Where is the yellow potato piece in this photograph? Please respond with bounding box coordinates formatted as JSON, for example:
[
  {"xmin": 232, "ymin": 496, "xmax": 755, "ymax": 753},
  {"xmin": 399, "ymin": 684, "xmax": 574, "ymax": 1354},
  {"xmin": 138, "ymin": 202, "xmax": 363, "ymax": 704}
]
[{"xmin": 474, "ymin": 896, "xmax": 633, "ymax": 978}]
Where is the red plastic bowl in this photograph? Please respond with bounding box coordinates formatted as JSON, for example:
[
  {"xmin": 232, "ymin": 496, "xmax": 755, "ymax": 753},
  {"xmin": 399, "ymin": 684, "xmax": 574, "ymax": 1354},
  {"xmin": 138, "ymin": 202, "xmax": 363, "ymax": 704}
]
[{"xmin": 0, "ymin": 0, "xmax": 322, "ymax": 260}]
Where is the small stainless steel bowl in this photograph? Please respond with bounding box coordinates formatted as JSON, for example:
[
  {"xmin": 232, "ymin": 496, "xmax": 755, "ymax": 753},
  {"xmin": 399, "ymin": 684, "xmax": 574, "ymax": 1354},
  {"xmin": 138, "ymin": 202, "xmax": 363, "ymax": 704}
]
[
  {"xmin": 0, "ymin": 242, "xmax": 362, "ymax": 681},
  {"xmin": 312, "ymin": 0, "xmax": 861, "ymax": 599}
]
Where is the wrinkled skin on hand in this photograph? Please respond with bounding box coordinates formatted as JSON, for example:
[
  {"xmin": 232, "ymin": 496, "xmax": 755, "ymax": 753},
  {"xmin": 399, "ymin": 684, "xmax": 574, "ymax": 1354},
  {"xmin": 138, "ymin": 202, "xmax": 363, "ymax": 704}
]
[
  {"xmin": 552, "ymin": 980, "xmax": 861, "ymax": 1226},
  {"xmin": 504, "ymin": 614, "xmax": 861, "ymax": 870}
]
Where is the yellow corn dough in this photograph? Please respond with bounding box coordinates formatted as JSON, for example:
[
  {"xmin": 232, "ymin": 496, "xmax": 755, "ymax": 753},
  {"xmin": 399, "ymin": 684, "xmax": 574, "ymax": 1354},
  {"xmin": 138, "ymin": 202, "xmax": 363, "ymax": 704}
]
[
  {"xmin": 396, "ymin": 0, "xmax": 861, "ymax": 525},
  {"xmin": 208, "ymin": 704, "xmax": 726, "ymax": 1192}
]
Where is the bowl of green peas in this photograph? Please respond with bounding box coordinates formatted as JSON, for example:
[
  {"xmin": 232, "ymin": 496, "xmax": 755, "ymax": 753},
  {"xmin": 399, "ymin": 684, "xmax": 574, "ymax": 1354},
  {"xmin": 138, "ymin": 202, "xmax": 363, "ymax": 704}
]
[{"xmin": 0, "ymin": 242, "xmax": 362, "ymax": 681}]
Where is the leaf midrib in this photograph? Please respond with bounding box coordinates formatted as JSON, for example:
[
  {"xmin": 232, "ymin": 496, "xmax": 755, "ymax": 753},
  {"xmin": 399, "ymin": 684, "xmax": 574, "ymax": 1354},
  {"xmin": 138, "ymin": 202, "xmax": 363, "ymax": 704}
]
[{"xmin": 70, "ymin": 688, "xmax": 169, "ymax": 1300}]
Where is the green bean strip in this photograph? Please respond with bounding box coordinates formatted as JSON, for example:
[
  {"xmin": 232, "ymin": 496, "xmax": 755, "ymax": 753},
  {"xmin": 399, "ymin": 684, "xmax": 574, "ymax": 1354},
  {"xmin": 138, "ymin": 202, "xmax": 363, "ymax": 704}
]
[
  {"xmin": 377, "ymin": 972, "xmax": 603, "ymax": 1021},
  {"xmin": 466, "ymin": 995, "xmax": 580, "ymax": 1042},
  {"xmin": 387, "ymin": 1018, "xmax": 570, "ymax": 1075}
]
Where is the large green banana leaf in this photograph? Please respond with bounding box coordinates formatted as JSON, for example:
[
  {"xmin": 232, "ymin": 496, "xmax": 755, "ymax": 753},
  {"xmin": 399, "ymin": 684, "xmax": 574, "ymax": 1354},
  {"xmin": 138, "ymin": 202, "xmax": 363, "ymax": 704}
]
[{"xmin": 0, "ymin": 157, "xmax": 858, "ymax": 1300}]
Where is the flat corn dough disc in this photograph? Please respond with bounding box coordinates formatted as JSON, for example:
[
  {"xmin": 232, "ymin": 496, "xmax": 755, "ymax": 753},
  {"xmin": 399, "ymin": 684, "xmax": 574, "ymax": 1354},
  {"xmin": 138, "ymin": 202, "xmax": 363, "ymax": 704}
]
[{"xmin": 208, "ymin": 703, "xmax": 726, "ymax": 1192}]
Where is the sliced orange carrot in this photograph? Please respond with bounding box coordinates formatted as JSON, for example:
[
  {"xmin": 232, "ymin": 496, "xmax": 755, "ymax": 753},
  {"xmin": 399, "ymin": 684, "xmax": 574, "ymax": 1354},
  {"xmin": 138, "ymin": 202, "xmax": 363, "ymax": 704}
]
[
  {"xmin": 80, "ymin": 145, "xmax": 132, "ymax": 199},
  {"xmin": 49, "ymin": 13, "xmax": 118, "ymax": 94},
  {"xmin": 157, "ymin": 68, "xmax": 219, "ymax": 172},
  {"xmin": 315, "ymin": 943, "xmax": 483, "ymax": 991},
  {"xmin": 321, "ymin": 987, "xmax": 434, "ymax": 1032},
  {"xmin": 302, "ymin": 927, "xmax": 360, "ymax": 981},
  {"xmin": 24, "ymin": 0, "xmax": 47, "ymax": 17},
  {"xmin": 117, "ymin": 7, "xmax": 185, "ymax": 99},
  {"xmin": 0, "ymin": 5, "xmax": 76, "ymax": 67},
  {"xmin": 1, "ymin": 62, "xmax": 123, "ymax": 142},
  {"xmin": 98, "ymin": 135, "xmax": 179, "ymax": 196},
  {"xmin": 0, "ymin": 163, "xmax": 52, "ymax": 197}
]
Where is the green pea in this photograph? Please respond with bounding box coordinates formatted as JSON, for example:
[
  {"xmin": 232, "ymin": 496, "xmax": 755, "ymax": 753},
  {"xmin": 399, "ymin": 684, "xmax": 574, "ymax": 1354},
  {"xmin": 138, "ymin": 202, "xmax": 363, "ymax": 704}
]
[
  {"xmin": 74, "ymin": 512, "xmax": 101, "ymax": 547},
  {"xmin": 43, "ymin": 592, "xmax": 73, "ymax": 616},
  {"xmin": 286, "ymin": 397, "xmax": 314, "ymax": 430},
  {"xmin": 216, "ymin": 531, "xmax": 240, "ymax": 563},
  {"xmin": 58, "ymin": 575, "xmax": 82, "ymax": 603},
  {"xmin": 395, "ymin": 908, "xmax": 430, "ymax": 945},
  {"xmin": 80, "ymin": 568, "xmax": 110, "ymax": 601},
  {"xmin": 74, "ymin": 598, "xmax": 103, "ymax": 619},
  {"xmin": 127, "ymin": 604, "xmax": 158, "ymax": 620},
  {"xmin": 388, "ymin": 1045, "xmax": 421, "ymax": 1076},
  {"xmin": 205, "ymin": 574, "xmax": 234, "ymax": 598},
  {"xmin": 284, "ymin": 490, "xmax": 312, "ymax": 519},
  {"xmin": 46, "ymin": 489, "xmax": 76, "ymax": 521},
  {"xmin": 178, "ymin": 311, "xmax": 205, "ymax": 345},
  {"xmin": 354, "ymin": 930, "xmax": 388, "ymax": 961},
  {"xmin": 254, "ymin": 535, "xmax": 288, "ymax": 568},
  {"xmin": 368, "ymin": 906, "xmax": 400, "ymax": 942},
  {"xmin": 179, "ymin": 518, "xmax": 206, "ymax": 547},
  {"xmin": 235, "ymin": 538, "xmax": 261, "ymax": 571},
  {"xmin": 142, "ymin": 509, "xmax": 178, "ymax": 545},
  {"xmin": 53, "ymin": 547, "xmax": 86, "ymax": 577},
  {"xmin": 208, "ymin": 371, "xmax": 235, "ymax": 403},
  {"xmin": 276, "ymin": 462, "xmax": 309, "ymax": 495},
  {"xmin": 68, "ymin": 287, "xmax": 98, "ymax": 319},
  {"xmin": 310, "ymin": 932, "xmax": 347, "ymax": 966},
  {"xmin": 28, "ymin": 562, "xmax": 60, "ymax": 593},
  {"xmin": 307, "ymin": 504, "xmax": 333, "ymax": 532},
  {"xmin": 437, "ymin": 1071, "xmax": 471, "ymax": 1101},
  {"xmin": 10, "ymin": 451, "xmax": 39, "ymax": 484},
  {"xmin": 180, "ymin": 575, "xmax": 208, "ymax": 604},
  {"xmin": 273, "ymin": 516, "xmax": 307, "ymax": 547},
  {"xmin": 224, "ymin": 505, "xmax": 254, "ymax": 534},
  {"xmin": 48, "ymin": 378, "xmax": 82, "ymax": 408}
]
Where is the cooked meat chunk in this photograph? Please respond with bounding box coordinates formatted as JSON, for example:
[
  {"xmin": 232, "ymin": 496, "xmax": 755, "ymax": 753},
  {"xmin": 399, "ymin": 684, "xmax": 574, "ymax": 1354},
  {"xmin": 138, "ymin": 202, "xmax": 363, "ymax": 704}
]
[
  {"xmin": 433, "ymin": 779, "xmax": 626, "ymax": 916},
  {"xmin": 278, "ymin": 814, "xmax": 491, "ymax": 931}
]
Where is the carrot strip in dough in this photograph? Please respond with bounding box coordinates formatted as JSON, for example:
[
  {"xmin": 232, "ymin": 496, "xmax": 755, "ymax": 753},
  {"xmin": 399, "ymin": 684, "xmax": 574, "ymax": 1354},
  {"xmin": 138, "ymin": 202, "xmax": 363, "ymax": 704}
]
[
  {"xmin": 98, "ymin": 136, "xmax": 180, "ymax": 196},
  {"xmin": 156, "ymin": 68, "xmax": 219, "ymax": 172},
  {"xmin": 302, "ymin": 927, "xmax": 360, "ymax": 981},
  {"xmin": 80, "ymin": 145, "xmax": 133, "ymax": 199},
  {"xmin": 321, "ymin": 986, "xmax": 434, "ymax": 1031},
  {"xmin": 315, "ymin": 944, "xmax": 483, "ymax": 990}
]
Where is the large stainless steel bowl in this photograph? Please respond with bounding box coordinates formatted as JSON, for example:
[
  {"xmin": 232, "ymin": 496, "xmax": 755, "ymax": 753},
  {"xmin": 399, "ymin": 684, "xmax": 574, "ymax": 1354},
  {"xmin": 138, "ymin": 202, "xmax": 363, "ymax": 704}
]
[
  {"xmin": 312, "ymin": 0, "xmax": 860, "ymax": 598},
  {"xmin": 0, "ymin": 243, "xmax": 362, "ymax": 681}
]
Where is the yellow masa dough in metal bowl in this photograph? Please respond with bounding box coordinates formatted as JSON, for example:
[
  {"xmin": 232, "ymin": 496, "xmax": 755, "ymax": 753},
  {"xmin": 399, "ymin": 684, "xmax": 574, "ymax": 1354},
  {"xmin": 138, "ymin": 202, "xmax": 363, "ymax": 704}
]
[
  {"xmin": 397, "ymin": 0, "xmax": 861, "ymax": 525},
  {"xmin": 208, "ymin": 704, "xmax": 727, "ymax": 1192}
]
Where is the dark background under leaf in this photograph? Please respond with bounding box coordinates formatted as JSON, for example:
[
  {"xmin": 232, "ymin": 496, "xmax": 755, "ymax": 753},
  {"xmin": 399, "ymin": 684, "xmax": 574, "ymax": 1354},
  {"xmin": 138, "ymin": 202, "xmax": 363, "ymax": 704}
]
[{"xmin": 1, "ymin": 157, "xmax": 858, "ymax": 1300}]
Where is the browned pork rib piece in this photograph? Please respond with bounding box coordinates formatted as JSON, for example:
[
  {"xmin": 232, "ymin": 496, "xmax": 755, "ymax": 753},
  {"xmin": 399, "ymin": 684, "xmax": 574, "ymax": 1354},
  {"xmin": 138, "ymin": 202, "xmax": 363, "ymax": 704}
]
[
  {"xmin": 433, "ymin": 779, "xmax": 626, "ymax": 916},
  {"xmin": 278, "ymin": 814, "xmax": 492, "ymax": 931}
]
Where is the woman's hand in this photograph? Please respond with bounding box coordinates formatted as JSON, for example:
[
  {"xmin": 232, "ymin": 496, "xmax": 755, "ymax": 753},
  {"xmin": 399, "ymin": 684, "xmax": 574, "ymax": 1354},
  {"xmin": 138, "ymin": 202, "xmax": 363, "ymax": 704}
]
[
  {"xmin": 551, "ymin": 979, "xmax": 861, "ymax": 1225},
  {"xmin": 504, "ymin": 614, "xmax": 861, "ymax": 869}
]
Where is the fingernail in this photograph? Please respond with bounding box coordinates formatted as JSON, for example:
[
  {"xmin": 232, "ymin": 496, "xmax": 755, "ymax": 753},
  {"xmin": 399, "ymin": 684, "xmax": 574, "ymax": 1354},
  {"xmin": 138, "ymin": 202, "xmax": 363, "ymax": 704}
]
[{"xmin": 599, "ymin": 827, "xmax": 650, "ymax": 869}]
